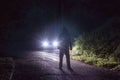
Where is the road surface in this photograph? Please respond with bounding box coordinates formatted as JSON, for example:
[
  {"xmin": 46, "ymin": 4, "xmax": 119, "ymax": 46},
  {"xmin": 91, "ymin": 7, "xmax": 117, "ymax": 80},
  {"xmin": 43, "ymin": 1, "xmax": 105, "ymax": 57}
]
[{"xmin": 12, "ymin": 50, "xmax": 120, "ymax": 80}]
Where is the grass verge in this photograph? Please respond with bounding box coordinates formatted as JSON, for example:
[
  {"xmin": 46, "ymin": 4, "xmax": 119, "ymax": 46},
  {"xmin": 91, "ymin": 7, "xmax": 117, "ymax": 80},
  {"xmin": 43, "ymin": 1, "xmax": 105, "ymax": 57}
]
[{"xmin": 71, "ymin": 53, "xmax": 120, "ymax": 71}]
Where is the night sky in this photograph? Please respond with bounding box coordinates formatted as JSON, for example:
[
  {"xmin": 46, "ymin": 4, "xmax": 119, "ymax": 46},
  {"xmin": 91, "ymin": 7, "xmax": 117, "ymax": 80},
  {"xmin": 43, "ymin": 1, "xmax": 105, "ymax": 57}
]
[{"xmin": 0, "ymin": 0, "xmax": 120, "ymax": 43}]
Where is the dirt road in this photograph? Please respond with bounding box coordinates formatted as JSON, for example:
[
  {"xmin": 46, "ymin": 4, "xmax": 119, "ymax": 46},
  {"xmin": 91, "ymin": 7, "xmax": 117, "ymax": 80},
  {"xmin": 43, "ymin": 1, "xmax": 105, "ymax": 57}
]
[{"xmin": 12, "ymin": 50, "xmax": 120, "ymax": 80}]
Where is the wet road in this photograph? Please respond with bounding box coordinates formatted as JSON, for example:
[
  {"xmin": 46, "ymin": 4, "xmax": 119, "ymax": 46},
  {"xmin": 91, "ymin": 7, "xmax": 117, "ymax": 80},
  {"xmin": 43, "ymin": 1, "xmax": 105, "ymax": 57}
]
[{"xmin": 12, "ymin": 50, "xmax": 120, "ymax": 80}]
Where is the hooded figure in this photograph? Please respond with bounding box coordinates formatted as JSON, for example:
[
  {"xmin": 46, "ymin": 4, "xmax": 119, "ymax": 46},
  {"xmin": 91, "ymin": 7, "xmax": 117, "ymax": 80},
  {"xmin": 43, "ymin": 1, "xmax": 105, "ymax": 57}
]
[{"xmin": 58, "ymin": 27, "xmax": 72, "ymax": 70}]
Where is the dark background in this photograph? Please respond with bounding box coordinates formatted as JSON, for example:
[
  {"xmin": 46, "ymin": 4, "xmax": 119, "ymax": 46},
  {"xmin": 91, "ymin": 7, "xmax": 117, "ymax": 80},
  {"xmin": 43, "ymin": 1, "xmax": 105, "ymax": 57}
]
[{"xmin": 0, "ymin": 0, "xmax": 120, "ymax": 50}]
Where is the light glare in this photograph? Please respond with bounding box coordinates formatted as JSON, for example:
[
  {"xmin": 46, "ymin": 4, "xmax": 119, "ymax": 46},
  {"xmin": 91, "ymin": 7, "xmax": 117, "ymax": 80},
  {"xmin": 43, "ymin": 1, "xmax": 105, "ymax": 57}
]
[
  {"xmin": 43, "ymin": 41, "xmax": 49, "ymax": 47},
  {"xmin": 53, "ymin": 41, "xmax": 58, "ymax": 47}
]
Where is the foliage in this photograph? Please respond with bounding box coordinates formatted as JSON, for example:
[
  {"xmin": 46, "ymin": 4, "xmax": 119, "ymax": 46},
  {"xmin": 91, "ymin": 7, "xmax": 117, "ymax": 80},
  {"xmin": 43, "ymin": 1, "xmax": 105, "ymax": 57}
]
[
  {"xmin": 71, "ymin": 54, "xmax": 120, "ymax": 71},
  {"xmin": 96, "ymin": 61, "xmax": 118, "ymax": 68},
  {"xmin": 71, "ymin": 23, "xmax": 120, "ymax": 71},
  {"xmin": 111, "ymin": 65, "xmax": 120, "ymax": 71}
]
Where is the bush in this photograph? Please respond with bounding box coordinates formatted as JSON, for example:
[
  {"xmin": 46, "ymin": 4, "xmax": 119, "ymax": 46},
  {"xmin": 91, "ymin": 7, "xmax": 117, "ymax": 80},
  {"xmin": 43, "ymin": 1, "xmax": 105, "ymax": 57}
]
[{"xmin": 71, "ymin": 25, "xmax": 120, "ymax": 71}]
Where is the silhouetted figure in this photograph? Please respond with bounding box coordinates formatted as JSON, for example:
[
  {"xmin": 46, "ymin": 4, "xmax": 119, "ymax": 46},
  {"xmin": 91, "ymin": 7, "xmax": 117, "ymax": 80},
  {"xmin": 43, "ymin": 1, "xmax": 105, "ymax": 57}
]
[{"xmin": 58, "ymin": 27, "xmax": 72, "ymax": 70}]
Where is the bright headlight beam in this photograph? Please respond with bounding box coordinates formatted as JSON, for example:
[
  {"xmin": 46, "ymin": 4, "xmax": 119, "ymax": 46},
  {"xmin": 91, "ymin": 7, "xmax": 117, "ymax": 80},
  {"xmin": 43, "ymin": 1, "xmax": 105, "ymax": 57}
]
[
  {"xmin": 43, "ymin": 41, "xmax": 49, "ymax": 47},
  {"xmin": 53, "ymin": 41, "xmax": 58, "ymax": 47}
]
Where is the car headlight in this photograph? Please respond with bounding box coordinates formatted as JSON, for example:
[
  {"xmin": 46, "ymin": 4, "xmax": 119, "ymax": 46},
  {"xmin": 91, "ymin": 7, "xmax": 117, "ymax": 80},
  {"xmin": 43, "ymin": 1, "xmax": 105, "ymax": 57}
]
[
  {"xmin": 42, "ymin": 41, "xmax": 49, "ymax": 47},
  {"xmin": 53, "ymin": 41, "xmax": 59, "ymax": 47}
]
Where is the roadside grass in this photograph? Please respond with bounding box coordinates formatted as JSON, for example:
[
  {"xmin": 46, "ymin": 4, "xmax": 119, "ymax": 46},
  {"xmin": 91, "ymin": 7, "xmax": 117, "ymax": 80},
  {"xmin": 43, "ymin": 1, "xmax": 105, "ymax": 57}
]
[
  {"xmin": 71, "ymin": 53, "xmax": 120, "ymax": 71},
  {"xmin": 112, "ymin": 65, "xmax": 120, "ymax": 71},
  {"xmin": 0, "ymin": 57, "xmax": 15, "ymax": 80}
]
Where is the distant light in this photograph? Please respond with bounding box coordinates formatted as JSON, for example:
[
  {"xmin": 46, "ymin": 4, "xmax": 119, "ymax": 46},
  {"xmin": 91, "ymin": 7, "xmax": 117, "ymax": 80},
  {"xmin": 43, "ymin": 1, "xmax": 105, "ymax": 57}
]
[
  {"xmin": 43, "ymin": 41, "xmax": 49, "ymax": 47},
  {"xmin": 53, "ymin": 41, "xmax": 59, "ymax": 47}
]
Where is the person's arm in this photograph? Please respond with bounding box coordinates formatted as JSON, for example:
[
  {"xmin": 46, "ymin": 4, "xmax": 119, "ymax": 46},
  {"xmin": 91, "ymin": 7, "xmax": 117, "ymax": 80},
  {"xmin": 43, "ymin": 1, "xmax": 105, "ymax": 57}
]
[
  {"xmin": 69, "ymin": 41, "xmax": 72, "ymax": 50},
  {"xmin": 69, "ymin": 36, "xmax": 72, "ymax": 50}
]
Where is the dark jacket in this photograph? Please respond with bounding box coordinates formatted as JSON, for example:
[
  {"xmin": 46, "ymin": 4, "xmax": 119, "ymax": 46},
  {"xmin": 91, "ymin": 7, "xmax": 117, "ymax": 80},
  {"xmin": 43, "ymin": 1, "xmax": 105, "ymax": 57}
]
[{"xmin": 58, "ymin": 29, "xmax": 72, "ymax": 50}]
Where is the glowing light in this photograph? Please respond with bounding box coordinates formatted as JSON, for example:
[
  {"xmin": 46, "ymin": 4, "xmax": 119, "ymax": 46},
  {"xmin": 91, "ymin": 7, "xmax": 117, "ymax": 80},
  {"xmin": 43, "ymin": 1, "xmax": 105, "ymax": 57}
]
[
  {"xmin": 43, "ymin": 41, "xmax": 49, "ymax": 47},
  {"xmin": 53, "ymin": 41, "xmax": 59, "ymax": 47}
]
